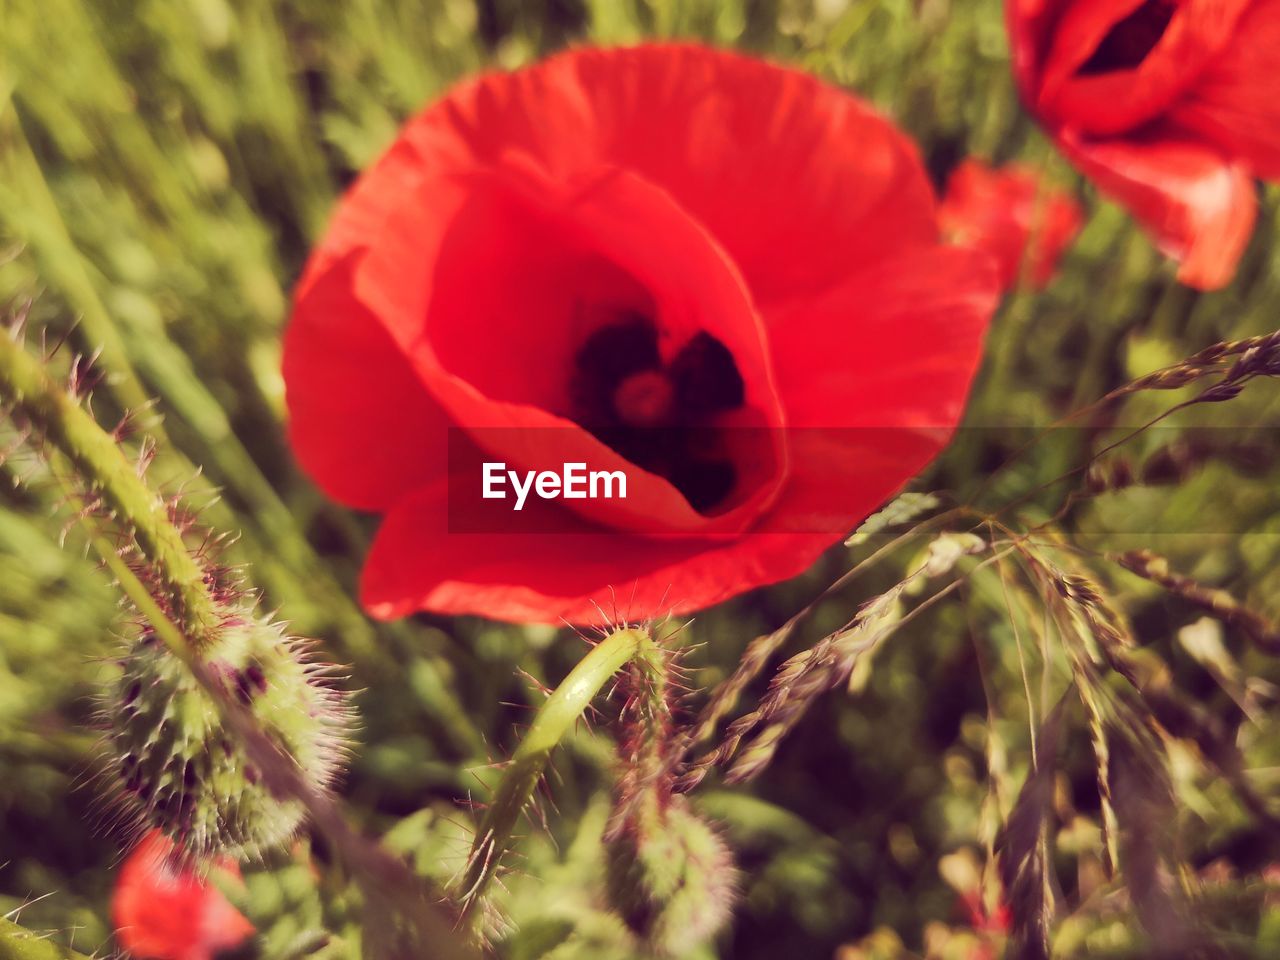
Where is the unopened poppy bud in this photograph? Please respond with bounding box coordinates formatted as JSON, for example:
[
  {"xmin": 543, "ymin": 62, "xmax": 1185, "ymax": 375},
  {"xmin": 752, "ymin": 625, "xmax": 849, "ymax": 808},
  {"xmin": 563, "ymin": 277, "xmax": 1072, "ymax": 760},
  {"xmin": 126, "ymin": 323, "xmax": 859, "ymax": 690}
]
[
  {"xmin": 106, "ymin": 611, "xmax": 353, "ymax": 859},
  {"xmin": 604, "ymin": 801, "xmax": 737, "ymax": 956}
]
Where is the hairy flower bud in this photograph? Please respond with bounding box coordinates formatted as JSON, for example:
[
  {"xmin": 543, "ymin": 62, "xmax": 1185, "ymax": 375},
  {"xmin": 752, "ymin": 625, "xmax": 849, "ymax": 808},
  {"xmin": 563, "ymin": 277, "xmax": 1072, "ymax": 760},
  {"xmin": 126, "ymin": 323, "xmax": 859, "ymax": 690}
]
[
  {"xmin": 602, "ymin": 631, "xmax": 737, "ymax": 955},
  {"xmin": 106, "ymin": 611, "xmax": 353, "ymax": 859},
  {"xmin": 604, "ymin": 800, "xmax": 737, "ymax": 956}
]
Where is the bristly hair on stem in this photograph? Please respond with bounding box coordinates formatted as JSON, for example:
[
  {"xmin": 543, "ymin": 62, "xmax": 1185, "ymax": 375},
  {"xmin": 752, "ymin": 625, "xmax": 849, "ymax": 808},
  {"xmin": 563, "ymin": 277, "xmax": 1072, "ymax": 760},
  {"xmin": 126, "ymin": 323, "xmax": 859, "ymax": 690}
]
[
  {"xmin": 0, "ymin": 312, "xmax": 220, "ymax": 652},
  {"xmin": 456, "ymin": 623, "xmax": 663, "ymax": 932},
  {"xmin": 0, "ymin": 316, "xmax": 360, "ymax": 869},
  {"xmin": 603, "ymin": 627, "xmax": 738, "ymax": 956},
  {"xmin": 608, "ymin": 627, "xmax": 684, "ymax": 837}
]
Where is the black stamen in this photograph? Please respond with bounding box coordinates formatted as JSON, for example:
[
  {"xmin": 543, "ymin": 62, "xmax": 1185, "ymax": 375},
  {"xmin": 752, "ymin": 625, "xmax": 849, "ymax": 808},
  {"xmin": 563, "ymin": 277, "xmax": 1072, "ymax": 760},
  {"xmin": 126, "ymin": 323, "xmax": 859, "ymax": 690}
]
[
  {"xmin": 571, "ymin": 313, "xmax": 662, "ymax": 426},
  {"xmin": 568, "ymin": 317, "xmax": 747, "ymax": 513},
  {"xmin": 669, "ymin": 332, "xmax": 746, "ymax": 419},
  {"xmin": 669, "ymin": 458, "xmax": 737, "ymax": 513}
]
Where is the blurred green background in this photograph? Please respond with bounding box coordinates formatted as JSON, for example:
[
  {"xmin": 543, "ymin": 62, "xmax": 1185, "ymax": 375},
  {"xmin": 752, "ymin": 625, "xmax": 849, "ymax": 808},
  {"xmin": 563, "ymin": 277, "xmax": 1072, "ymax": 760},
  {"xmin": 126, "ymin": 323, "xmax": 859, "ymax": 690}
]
[{"xmin": 3, "ymin": 0, "xmax": 1280, "ymax": 957}]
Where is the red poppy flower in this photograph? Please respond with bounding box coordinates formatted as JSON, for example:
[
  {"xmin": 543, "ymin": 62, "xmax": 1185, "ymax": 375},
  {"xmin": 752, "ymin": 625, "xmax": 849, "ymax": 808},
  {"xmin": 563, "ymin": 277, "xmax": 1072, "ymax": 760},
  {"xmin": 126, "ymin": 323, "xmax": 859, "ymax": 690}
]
[
  {"xmin": 1007, "ymin": 0, "xmax": 1277, "ymax": 289},
  {"xmin": 940, "ymin": 159, "xmax": 1083, "ymax": 290},
  {"xmin": 283, "ymin": 44, "xmax": 999, "ymax": 625},
  {"xmin": 111, "ymin": 830, "xmax": 254, "ymax": 960}
]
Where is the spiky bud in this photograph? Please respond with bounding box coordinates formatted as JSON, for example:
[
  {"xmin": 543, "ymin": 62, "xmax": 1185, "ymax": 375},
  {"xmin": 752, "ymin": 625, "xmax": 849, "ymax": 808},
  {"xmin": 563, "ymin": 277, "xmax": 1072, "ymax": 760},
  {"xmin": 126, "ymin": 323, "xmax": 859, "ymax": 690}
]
[
  {"xmin": 605, "ymin": 800, "xmax": 737, "ymax": 957},
  {"xmin": 603, "ymin": 632, "xmax": 737, "ymax": 956},
  {"xmin": 106, "ymin": 610, "xmax": 353, "ymax": 860}
]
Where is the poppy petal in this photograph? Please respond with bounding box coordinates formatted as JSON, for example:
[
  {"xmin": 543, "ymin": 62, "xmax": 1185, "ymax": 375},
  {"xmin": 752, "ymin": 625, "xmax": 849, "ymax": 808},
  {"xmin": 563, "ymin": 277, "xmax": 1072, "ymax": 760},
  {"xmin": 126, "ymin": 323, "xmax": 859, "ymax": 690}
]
[
  {"xmin": 1170, "ymin": 0, "xmax": 1280, "ymax": 180},
  {"xmin": 200, "ymin": 895, "xmax": 257, "ymax": 956},
  {"xmin": 283, "ymin": 252, "xmax": 452, "ymax": 511},
  {"xmin": 356, "ymin": 162, "xmax": 789, "ymax": 535},
  {"xmin": 284, "ymin": 44, "xmax": 996, "ymax": 624},
  {"xmin": 360, "ymin": 248, "xmax": 998, "ymax": 626},
  {"xmin": 1007, "ymin": 0, "xmax": 1075, "ymax": 99},
  {"xmin": 561, "ymin": 45, "xmax": 940, "ymax": 305},
  {"xmin": 768, "ymin": 246, "xmax": 1000, "ymax": 430},
  {"xmin": 290, "ymin": 157, "xmax": 790, "ymax": 533},
  {"xmin": 1060, "ymin": 130, "xmax": 1257, "ymax": 289},
  {"xmin": 112, "ymin": 831, "xmax": 254, "ymax": 960},
  {"xmin": 939, "ymin": 160, "xmax": 1083, "ymax": 290},
  {"xmin": 360, "ymin": 478, "xmax": 833, "ymax": 625},
  {"xmin": 746, "ymin": 247, "xmax": 998, "ymax": 547},
  {"xmin": 360, "ymin": 44, "xmax": 938, "ymax": 307}
]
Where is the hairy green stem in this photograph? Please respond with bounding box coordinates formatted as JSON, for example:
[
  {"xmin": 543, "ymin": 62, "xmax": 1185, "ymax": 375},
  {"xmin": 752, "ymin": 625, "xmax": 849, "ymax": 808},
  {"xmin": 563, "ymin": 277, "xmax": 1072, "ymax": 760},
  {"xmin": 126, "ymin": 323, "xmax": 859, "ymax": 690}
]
[
  {"xmin": 459, "ymin": 626, "xmax": 657, "ymax": 918},
  {"xmin": 0, "ymin": 331, "xmax": 219, "ymax": 648},
  {"xmin": 611, "ymin": 641, "xmax": 677, "ymax": 835}
]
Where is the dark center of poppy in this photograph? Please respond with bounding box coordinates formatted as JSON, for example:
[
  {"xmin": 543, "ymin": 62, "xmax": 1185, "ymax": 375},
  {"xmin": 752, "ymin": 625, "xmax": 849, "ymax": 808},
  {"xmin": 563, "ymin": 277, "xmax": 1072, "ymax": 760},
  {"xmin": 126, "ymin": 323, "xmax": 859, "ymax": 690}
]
[
  {"xmin": 570, "ymin": 316, "xmax": 746, "ymax": 513},
  {"xmin": 1076, "ymin": 0, "xmax": 1176, "ymax": 76}
]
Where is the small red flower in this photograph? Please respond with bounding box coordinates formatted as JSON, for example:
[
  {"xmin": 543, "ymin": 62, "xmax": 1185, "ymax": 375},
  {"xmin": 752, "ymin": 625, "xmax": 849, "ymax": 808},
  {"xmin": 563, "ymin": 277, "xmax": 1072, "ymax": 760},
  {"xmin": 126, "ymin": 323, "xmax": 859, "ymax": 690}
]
[
  {"xmin": 111, "ymin": 831, "xmax": 254, "ymax": 960},
  {"xmin": 283, "ymin": 44, "xmax": 999, "ymax": 625},
  {"xmin": 940, "ymin": 159, "xmax": 1083, "ymax": 290},
  {"xmin": 960, "ymin": 888, "xmax": 1012, "ymax": 935},
  {"xmin": 959, "ymin": 889, "xmax": 1012, "ymax": 960},
  {"xmin": 1007, "ymin": 0, "xmax": 1277, "ymax": 289}
]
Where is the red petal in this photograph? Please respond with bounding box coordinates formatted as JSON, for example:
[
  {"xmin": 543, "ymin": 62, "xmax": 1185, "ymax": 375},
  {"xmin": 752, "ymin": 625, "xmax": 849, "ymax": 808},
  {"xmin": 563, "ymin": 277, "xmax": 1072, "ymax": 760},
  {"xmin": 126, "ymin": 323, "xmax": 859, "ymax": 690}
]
[
  {"xmin": 767, "ymin": 246, "xmax": 999, "ymax": 431},
  {"xmin": 283, "ymin": 252, "xmax": 452, "ymax": 511},
  {"xmin": 327, "ymin": 44, "xmax": 937, "ymax": 308},
  {"xmin": 1171, "ymin": 0, "xmax": 1280, "ymax": 180},
  {"xmin": 939, "ymin": 160, "xmax": 1083, "ymax": 289},
  {"xmin": 748, "ymin": 247, "xmax": 999, "ymax": 542},
  {"xmin": 359, "ymin": 478, "xmax": 836, "ymax": 625},
  {"xmin": 1060, "ymin": 129, "xmax": 1256, "ymax": 288},
  {"xmin": 560, "ymin": 45, "xmax": 939, "ymax": 305},
  {"xmin": 360, "ymin": 248, "xmax": 997, "ymax": 626},
  {"xmin": 1036, "ymin": 0, "xmax": 1150, "ymax": 97},
  {"xmin": 358, "ymin": 162, "xmax": 789, "ymax": 535},
  {"xmin": 111, "ymin": 831, "xmax": 254, "ymax": 960},
  {"xmin": 285, "ymin": 45, "xmax": 980, "ymax": 623},
  {"xmin": 199, "ymin": 894, "xmax": 257, "ymax": 956},
  {"xmin": 1007, "ymin": 0, "xmax": 1075, "ymax": 100}
]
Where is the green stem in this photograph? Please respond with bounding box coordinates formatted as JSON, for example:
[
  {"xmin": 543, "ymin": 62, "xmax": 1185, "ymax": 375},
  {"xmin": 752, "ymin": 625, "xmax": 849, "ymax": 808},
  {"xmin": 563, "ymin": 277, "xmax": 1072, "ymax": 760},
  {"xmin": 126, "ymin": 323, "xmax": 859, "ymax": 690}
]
[
  {"xmin": 0, "ymin": 918, "xmax": 93, "ymax": 960},
  {"xmin": 459, "ymin": 626, "xmax": 657, "ymax": 917},
  {"xmin": 611, "ymin": 642, "xmax": 677, "ymax": 834},
  {"xmin": 0, "ymin": 332, "xmax": 219, "ymax": 649},
  {"xmin": 0, "ymin": 326, "xmax": 481, "ymax": 749}
]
